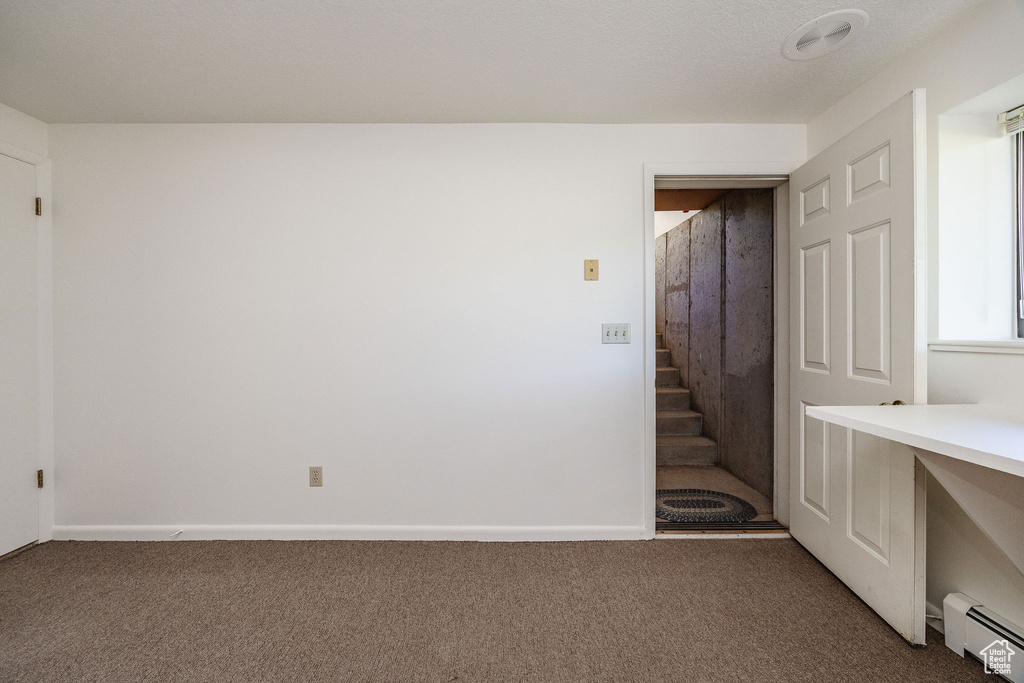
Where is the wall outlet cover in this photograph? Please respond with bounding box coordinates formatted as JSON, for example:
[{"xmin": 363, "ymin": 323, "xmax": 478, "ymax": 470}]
[
  {"xmin": 309, "ymin": 466, "xmax": 323, "ymax": 487},
  {"xmin": 602, "ymin": 323, "xmax": 631, "ymax": 344}
]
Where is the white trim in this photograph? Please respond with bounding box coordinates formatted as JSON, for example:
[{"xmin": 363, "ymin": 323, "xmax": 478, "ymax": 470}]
[
  {"xmin": 51, "ymin": 525, "xmax": 648, "ymax": 542},
  {"xmin": 35, "ymin": 161, "xmax": 53, "ymax": 543},
  {"xmin": 929, "ymin": 339, "xmax": 1024, "ymax": 355},
  {"xmin": 913, "ymin": 89, "xmax": 930, "ymax": 409},
  {"xmin": 914, "ymin": 456, "xmax": 928, "ymax": 643},
  {"xmin": 645, "ymin": 163, "xmax": 799, "ymax": 178},
  {"xmin": 643, "ymin": 162, "xmax": 798, "ymax": 536},
  {"xmin": 655, "ymin": 175, "xmax": 789, "ymax": 189},
  {"xmin": 0, "ymin": 140, "xmax": 48, "ymax": 166},
  {"xmin": 774, "ymin": 182, "xmax": 792, "ymax": 527},
  {"xmin": 912, "ymin": 85, "xmax": 931, "ymax": 650},
  {"xmin": 642, "ymin": 167, "xmax": 657, "ymax": 538}
]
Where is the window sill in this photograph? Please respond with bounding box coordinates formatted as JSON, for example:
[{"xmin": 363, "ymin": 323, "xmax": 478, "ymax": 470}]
[{"xmin": 929, "ymin": 339, "xmax": 1024, "ymax": 355}]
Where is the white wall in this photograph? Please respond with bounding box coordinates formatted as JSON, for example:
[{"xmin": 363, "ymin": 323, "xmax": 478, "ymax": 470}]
[
  {"xmin": 654, "ymin": 210, "xmax": 696, "ymax": 237},
  {"xmin": 808, "ymin": 0, "xmax": 1024, "ymax": 630},
  {"xmin": 49, "ymin": 123, "xmax": 805, "ymax": 540}
]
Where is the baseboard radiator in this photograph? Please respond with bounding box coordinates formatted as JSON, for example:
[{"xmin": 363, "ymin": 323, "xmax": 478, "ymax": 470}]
[{"xmin": 944, "ymin": 593, "xmax": 1024, "ymax": 683}]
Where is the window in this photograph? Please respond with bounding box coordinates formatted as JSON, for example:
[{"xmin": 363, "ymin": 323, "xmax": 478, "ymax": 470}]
[
  {"xmin": 935, "ymin": 101, "xmax": 1024, "ymax": 344},
  {"xmin": 1001, "ymin": 105, "xmax": 1024, "ymax": 338}
]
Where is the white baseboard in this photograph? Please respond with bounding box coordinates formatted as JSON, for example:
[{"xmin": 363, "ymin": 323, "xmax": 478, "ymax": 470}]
[{"xmin": 50, "ymin": 524, "xmax": 647, "ymax": 542}]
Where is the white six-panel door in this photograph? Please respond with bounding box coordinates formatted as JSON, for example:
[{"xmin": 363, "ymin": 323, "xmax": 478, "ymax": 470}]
[
  {"xmin": 789, "ymin": 91, "xmax": 927, "ymax": 644},
  {"xmin": 0, "ymin": 153, "xmax": 39, "ymax": 557}
]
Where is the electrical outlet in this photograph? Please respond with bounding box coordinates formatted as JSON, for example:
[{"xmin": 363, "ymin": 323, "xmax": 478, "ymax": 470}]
[{"xmin": 309, "ymin": 466, "xmax": 323, "ymax": 487}]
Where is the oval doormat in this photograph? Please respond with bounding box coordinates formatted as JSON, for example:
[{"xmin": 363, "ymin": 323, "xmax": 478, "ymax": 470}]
[{"xmin": 655, "ymin": 489, "xmax": 757, "ymax": 523}]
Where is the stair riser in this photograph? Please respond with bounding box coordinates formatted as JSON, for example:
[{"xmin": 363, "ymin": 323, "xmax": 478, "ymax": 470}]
[
  {"xmin": 656, "ymin": 443, "xmax": 718, "ymax": 467},
  {"xmin": 656, "ymin": 349, "xmax": 671, "ymax": 367},
  {"xmin": 656, "ymin": 392, "xmax": 691, "ymax": 411},
  {"xmin": 655, "ymin": 368, "xmax": 680, "ymax": 387},
  {"xmin": 657, "ymin": 415, "xmax": 702, "ymax": 435},
  {"xmin": 656, "ymin": 332, "xmax": 663, "ymax": 348}
]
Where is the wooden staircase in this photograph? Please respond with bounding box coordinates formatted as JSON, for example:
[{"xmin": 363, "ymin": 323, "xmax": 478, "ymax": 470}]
[{"xmin": 655, "ymin": 332, "xmax": 718, "ymax": 466}]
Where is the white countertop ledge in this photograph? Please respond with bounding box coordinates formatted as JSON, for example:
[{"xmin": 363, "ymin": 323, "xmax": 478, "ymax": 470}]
[{"xmin": 805, "ymin": 404, "xmax": 1024, "ymax": 479}]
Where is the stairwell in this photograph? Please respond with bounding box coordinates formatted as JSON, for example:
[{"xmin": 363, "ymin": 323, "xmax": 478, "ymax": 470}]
[{"xmin": 655, "ymin": 331, "xmax": 718, "ymax": 466}]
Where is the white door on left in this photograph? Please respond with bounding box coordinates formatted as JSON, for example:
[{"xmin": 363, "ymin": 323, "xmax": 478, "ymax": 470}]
[{"xmin": 0, "ymin": 153, "xmax": 39, "ymax": 556}]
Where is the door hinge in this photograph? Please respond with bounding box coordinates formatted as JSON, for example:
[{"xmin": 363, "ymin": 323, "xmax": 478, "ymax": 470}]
[
  {"xmin": 37, "ymin": 469, "xmax": 43, "ymax": 488},
  {"xmin": 35, "ymin": 197, "xmax": 41, "ymax": 216}
]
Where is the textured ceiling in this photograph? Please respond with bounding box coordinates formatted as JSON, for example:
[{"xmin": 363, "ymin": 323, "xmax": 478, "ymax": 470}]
[{"xmin": 0, "ymin": 0, "xmax": 984, "ymax": 124}]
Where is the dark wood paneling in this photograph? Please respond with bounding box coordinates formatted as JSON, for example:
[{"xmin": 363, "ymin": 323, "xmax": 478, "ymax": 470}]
[{"xmin": 655, "ymin": 188, "xmax": 730, "ymax": 211}]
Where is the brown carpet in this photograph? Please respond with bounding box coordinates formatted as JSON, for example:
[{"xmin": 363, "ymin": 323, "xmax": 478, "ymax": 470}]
[{"xmin": 0, "ymin": 539, "xmax": 988, "ymax": 682}]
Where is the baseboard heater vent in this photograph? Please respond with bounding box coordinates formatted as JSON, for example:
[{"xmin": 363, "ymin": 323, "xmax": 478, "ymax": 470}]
[{"xmin": 944, "ymin": 593, "xmax": 1024, "ymax": 682}]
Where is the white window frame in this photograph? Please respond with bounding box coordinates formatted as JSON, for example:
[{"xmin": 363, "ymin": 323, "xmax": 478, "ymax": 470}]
[{"xmin": 1016, "ymin": 131, "xmax": 1024, "ymax": 338}]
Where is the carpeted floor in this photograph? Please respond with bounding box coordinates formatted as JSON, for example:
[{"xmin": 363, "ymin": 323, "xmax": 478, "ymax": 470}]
[{"xmin": 0, "ymin": 539, "xmax": 988, "ymax": 682}]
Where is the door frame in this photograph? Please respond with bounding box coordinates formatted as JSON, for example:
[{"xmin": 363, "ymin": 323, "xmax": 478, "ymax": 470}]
[
  {"xmin": 0, "ymin": 139, "xmax": 54, "ymax": 545},
  {"xmin": 642, "ymin": 163, "xmax": 799, "ymax": 538}
]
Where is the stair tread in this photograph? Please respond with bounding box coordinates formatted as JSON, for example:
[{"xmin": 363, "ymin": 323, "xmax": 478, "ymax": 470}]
[
  {"xmin": 656, "ymin": 435, "xmax": 716, "ymax": 446},
  {"xmin": 656, "ymin": 386, "xmax": 690, "ymax": 393},
  {"xmin": 656, "ymin": 410, "xmax": 701, "ymax": 419}
]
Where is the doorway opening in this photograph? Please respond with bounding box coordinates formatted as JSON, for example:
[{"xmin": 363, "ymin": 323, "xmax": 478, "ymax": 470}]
[{"xmin": 651, "ymin": 177, "xmax": 788, "ymax": 536}]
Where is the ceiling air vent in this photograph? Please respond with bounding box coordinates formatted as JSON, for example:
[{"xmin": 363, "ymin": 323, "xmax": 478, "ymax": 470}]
[{"xmin": 782, "ymin": 10, "xmax": 869, "ymax": 61}]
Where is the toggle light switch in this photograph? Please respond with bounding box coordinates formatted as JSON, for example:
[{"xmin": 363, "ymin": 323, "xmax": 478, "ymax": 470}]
[
  {"xmin": 602, "ymin": 323, "xmax": 631, "ymax": 344},
  {"xmin": 584, "ymin": 260, "xmax": 599, "ymax": 281}
]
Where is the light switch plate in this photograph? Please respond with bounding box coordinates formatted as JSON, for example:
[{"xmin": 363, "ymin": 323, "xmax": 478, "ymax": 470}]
[
  {"xmin": 602, "ymin": 323, "xmax": 630, "ymax": 344},
  {"xmin": 584, "ymin": 260, "xmax": 599, "ymax": 281}
]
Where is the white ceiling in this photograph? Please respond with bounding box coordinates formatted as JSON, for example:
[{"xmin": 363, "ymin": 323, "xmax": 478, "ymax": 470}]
[{"xmin": 0, "ymin": 0, "xmax": 983, "ymax": 124}]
